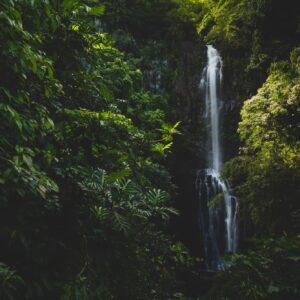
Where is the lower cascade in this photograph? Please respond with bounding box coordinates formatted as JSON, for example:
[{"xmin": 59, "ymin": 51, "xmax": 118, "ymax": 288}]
[{"xmin": 197, "ymin": 45, "xmax": 238, "ymax": 271}]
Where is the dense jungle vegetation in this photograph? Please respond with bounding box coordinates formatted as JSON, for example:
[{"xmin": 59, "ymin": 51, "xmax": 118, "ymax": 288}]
[{"xmin": 0, "ymin": 0, "xmax": 299, "ymax": 299}]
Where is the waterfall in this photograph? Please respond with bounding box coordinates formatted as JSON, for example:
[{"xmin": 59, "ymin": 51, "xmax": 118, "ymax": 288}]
[{"xmin": 197, "ymin": 45, "xmax": 238, "ymax": 271}]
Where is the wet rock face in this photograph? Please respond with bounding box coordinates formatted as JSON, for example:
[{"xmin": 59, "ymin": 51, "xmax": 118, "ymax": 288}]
[
  {"xmin": 168, "ymin": 41, "xmax": 206, "ymax": 253},
  {"xmin": 170, "ymin": 40, "xmax": 208, "ymax": 169},
  {"xmin": 220, "ymin": 52, "xmax": 267, "ymax": 162},
  {"xmin": 172, "ymin": 41, "xmax": 205, "ymax": 126}
]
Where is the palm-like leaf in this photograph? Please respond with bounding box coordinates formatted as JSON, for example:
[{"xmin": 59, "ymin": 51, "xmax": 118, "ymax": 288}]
[{"xmin": 145, "ymin": 189, "xmax": 169, "ymax": 206}]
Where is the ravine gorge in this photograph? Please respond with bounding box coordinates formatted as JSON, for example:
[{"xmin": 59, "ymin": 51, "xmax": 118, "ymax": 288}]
[{"xmin": 0, "ymin": 1, "xmax": 299, "ymax": 299}]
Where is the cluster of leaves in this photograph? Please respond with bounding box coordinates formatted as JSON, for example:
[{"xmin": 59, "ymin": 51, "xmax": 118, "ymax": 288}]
[
  {"xmin": 0, "ymin": 263, "xmax": 24, "ymax": 300},
  {"xmin": 195, "ymin": 0, "xmax": 299, "ymax": 64},
  {"xmin": 0, "ymin": 0, "xmax": 188, "ymax": 299},
  {"xmin": 202, "ymin": 235, "xmax": 300, "ymax": 300},
  {"xmin": 223, "ymin": 48, "xmax": 300, "ymax": 234},
  {"xmin": 196, "ymin": 0, "xmax": 268, "ymax": 47},
  {"xmin": 101, "ymin": 0, "xmax": 203, "ymax": 97}
]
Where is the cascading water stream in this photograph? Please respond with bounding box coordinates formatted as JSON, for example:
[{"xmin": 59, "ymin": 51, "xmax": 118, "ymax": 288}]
[{"xmin": 197, "ymin": 45, "xmax": 238, "ymax": 271}]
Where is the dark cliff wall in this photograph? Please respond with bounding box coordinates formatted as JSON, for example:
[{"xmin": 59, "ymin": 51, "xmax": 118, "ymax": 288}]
[{"xmin": 169, "ymin": 40, "xmax": 205, "ymax": 254}]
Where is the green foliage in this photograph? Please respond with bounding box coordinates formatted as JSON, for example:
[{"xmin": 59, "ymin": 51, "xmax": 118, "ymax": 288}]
[
  {"xmin": 197, "ymin": 0, "xmax": 268, "ymax": 47},
  {"xmin": 0, "ymin": 0, "xmax": 188, "ymax": 298},
  {"xmin": 246, "ymin": 30, "xmax": 269, "ymax": 72},
  {"xmin": 196, "ymin": 2, "xmax": 300, "ymax": 298},
  {"xmin": 71, "ymin": 167, "xmax": 178, "ymax": 234},
  {"xmin": 207, "ymin": 192, "xmax": 224, "ymax": 208},
  {"xmin": 2, "ymin": 0, "xmax": 298, "ymax": 299},
  {"xmin": 170, "ymin": 0, "xmax": 204, "ymax": 24},
  {"xmin": 223, "ymin": 48, "xmax": 300, "ymax": 233},
  {"xmin": 203, "ymin": 235, "xmax": 300, "ymax": 300},
  {"xmin": 192, "ymin": 0, "xmax": 300, "ymax": 106},
  {"xmin": 0, "ymin": 263, "xmax": 24, "ymax": 300}
]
